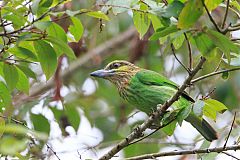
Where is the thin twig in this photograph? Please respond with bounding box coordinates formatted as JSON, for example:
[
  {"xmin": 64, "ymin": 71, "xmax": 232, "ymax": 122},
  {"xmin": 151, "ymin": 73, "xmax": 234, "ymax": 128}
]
[
  {"xmin": 0, "ymin": 115, "xmax": 28, "ymax": 128},
  {"xmin": 46, "ymin": 144, "xmax": 61, "ymax": 160},
  {"xmin": 221, "ymin": 0, "xmax": 230, "ymax": 29},
  {"xmin": 125, "ymin": 145, "xmax": 240, "ymax": 160},
  {"xmin": 201, "ymin": 0, "xmax": 221, "ymax": 33},
  {"xmin": 184, "ymin": 33, "xmax": 192, "ymax": 70},
  {"xmin": 224, "ymin": 112, "xmax": 237, "ymax": 148},
  {"xmin": 171, "ymin": 43, "xmax": 190, "ymax": 73},
  {"xmin": 128, "ymin": 118, "xmax": 176, "ymax": 146},
  {"xmin": 99, "ymin": 57, "xmax": 206, "ymax": 160},
  {"xmin": 222, "ymin": 151, "xmax": 240, "ymax": 160},
  {"xmin": 191, "ymin": 67, "xmax": 240, "ymax": 84}
]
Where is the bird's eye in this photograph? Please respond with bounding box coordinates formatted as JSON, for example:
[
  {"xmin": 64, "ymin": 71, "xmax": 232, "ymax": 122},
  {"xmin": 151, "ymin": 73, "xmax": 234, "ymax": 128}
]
[{"xmin": 112, "ymin": 63, "xmax": 121, "ymax": 69}]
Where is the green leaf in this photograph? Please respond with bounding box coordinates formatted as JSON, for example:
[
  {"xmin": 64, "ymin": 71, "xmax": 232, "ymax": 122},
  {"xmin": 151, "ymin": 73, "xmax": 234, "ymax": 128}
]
[
  {"xmin": 148, "ymin": 14, "xmax": 163, "ymax": 31},
  {"xmin": 206, "ymin": 29, "xmax": 240, "ymax": 63},
  {"xmin": 34, "ymin": 21, "xmax": 52, "ymax": 31},
  {"xmin": 222, "ymin": 71, "xmax": 229, "ymax": 80},
  {"xmin": 193, "ymin": 99, "xmax": 205, "ymax": 117},
  {"xmin": 203, "ymin": 99, "xmax": 228, "ymax": 121},
  {"xmin": 65, "ymin": 104, "xmax": 80, "ymax": 131},
  {"xmin": 47, "ymin": 22, "xmax": 67, "ymax": 43},
  {"xmin": 150, "ymin": 25, "xmax": 178, "ymax": 40},
  {"xmin": 133, "ymin": 5, "xmax": 151, "ymax": 38},
  {"xmin": 16, "ymin": 68, "xmax": 29, "ymax": 94},
  {"xmin": 3, "ymin": 64, "xmax": 19, "ymax": 91},
  {"xmin": 124, "ymin": 143, "xmax": 159, "ymax": 157},
  {"xmin": 178, "ymin": 0, "xmax": 203, "ymax": 29},
  {"xmin": 0, "ymin": 82, "xmax": 11, "ymax": 110},
  {"xmin": 177, "ymin": 106, "xmax": 191, "ymax": 126},
  {"xmin": 34, "ymin": 40, "xmax": 57, "ymax": 80},
  {"xmin": 86, "ymin": 11, "xmax": 110, "ymax": 21},
  {"xmin": 8, "ymin": 46, "xmax": 37, "ymax": 61},
  {"xmin": 162, "ymin": 120, "xmax": 177, "ymax": 136},
  {"xmin": 194, "ymin": 32, "xmax": 215, "ymax": 56},
  {"xmin": 4, "ymin": 14, "xmax": 26, "ymax": 28},
  {"xmin": 172, "ymin": 33, "xmax": 185, "ymax": 49},
  {"xmin": 162, "ymin": 1, "xmax": 184, "ymax": 18},
  {"xmin": 69, "ymin": 17, "xmax": 84, "ymax": 42},
  {"xmin": 45, "ymin": 36, "xmax": 76, "ymax": 59},
  {"xmin": 0, "ymin": 116, "xmax": 5, "ymax": 138},
  {"xmin": 0, "ymin": 123, "xmax": 48, "ymax": 140},
  {"xmin": 105, "ymin": 0, "xmax": 131, "ymax": 15},
  {"xmin": 205, "ymin": 0, "xmax": 222, "ymax": 11},
  {"xmin": 0, "ymin": 137, "xmax": 27, "ymax": 155},
  {"xmin": 31, "ymin": 114, "xmax": 50, "ymax": 135},
  {"xmin": 16, "ymin": 65, "xmax": 36, "ymax": 80}
]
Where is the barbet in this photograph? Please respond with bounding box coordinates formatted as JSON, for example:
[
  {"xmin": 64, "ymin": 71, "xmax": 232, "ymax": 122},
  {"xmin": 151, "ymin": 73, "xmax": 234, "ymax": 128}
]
[{"xmin": 90, "ymin": 60, "xmax": 218, "ymax": 141}]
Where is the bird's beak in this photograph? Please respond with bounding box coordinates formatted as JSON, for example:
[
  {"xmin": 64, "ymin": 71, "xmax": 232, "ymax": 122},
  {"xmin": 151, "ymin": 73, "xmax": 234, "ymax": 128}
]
[{"xmin": 90, "ymin": 69, "xmax": 114, "ymax": 78}]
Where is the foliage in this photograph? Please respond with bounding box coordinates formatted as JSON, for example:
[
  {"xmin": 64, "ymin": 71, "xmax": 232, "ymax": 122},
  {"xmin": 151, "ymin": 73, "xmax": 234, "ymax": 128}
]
[{"xmin": 0, "ymin": 0, "xmax": 239, "ymax": 159}]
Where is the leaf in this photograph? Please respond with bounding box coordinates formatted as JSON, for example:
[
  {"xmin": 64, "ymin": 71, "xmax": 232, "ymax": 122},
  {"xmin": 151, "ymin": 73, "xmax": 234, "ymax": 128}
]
[
  {"xmin": 65, "ymin": 104, "xmax": 81, "ymax": 131},
  {"xmin": 0, "ymin": 116, "xmax": 5, "ymax": 138},
  {"xmin": 3, "ymin": 64, "xmax": 19, "ymax": 91},
  {"xmin": 86, "ymin": 11, "xmax": 110, "ymax": 21},
  {"xmin": 162, "ymin": 120, "xmax": 177, "ymax": 136},
  {"xmin": 124, "ymin": 143, "xmax": 159, "ymax": 157},
  {"xmin": 193, "ymin": 99, "xmax": 205, "ymax": 117},
  {"xmin": 203, "ymin": 99, "xmax": 228, "ymax": 121},
  {"xmin": 16, "ymin": 68, "xmax": 29, "ymax": 94},
  {"xmin": 34, "ymin": 21, "xmax": 52, "ymax": 31},
  {"xmin": 45, "ymin": 36, "xmax": 76, "ymax": 59},
  {"xmin": 222, "ymin": 71, "xmax": 229, "ymax": 80},
  {"xmin": 69, "ymin": 17, "xmax": 84, "ymax": 42},
  {"xmin": 16, "ymin": 65, "xmax": 36, "ymax": 80},
  {"xmin": 194, "ymin": 32, "xmax": 215, "ymax": 56},
  {"xmin": 0, "ymin": 137, "xmax": 27, "ymax": 155},
  {"xmin": 206, "ymin": 29, "xmax": 240, "ymax": 63},
  {"xmin": 177, "ymin": 106, "xmax": 191, "ymax": 126},
  {"xmin": 150, "ymin": 25, "xmax": 178, "ymax": 40},
  {"xmin": 172, "ymin": 33, "xmax": 185, "ymax": 49},
  {"xmin": 178, "ymin": 0, "xmax": 203, "ymax": 29},
  {"xmin": 162, "ymin": 0, "xmax": 184, "ymax": 18},
  {"xmin": 47, "ymin": 22, "xmax": 67, "ymax": 43},
  {"xmin": 148, "ymin": 14, "xmax": 163, "ymax": 31},
  {"xmin": 0, "ymin": 82, "xmax": 11, "ymax": 110},
  {"xmin": 205, "ymin": 0, "xmax": 222, "ymax": 11},
  {"xmin": 8, "ymin": 46, "xmax": 37, "ymax": 61},
  {"xmin": 31, "ymin": 114, "xmax": 50, "ymax": 135},
  {"xmin": 33, "ymin": 40, "xmax": 57, "ymax": 80},
  {"xmin": 0, "ymin": 123, "xmax": 48, "ymax": 140}
]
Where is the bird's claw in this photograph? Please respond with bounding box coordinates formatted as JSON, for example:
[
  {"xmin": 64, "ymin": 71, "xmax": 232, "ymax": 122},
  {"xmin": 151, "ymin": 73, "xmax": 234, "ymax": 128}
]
[{"xmin": 133, "ymin": 126, "xmax": 144, "ymax": 138}]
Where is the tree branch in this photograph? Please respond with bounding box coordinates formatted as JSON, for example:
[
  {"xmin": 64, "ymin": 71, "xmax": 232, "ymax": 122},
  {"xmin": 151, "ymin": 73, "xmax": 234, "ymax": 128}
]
[
  {"xmin": 99, "ymin": 57, "xmax": 206, "ymax": 160},
  {"xmin": 125, "ymin": 145, "xmax": 240, "ymax": 160},
  {"xmin": 221, "ymin": 0, "xmax": 230, "ymax": 29},
  {"xmin": 191, "ymin": 67, "xmax": 240, "ymax": 84},
  {"xmin": 201, "ymin": 0, "xmax": 221, "ymax": 33}
]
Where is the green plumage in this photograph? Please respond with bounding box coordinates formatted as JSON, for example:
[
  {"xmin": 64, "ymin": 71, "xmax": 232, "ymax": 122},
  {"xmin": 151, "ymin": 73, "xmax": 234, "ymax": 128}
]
[{"xmin": 90, "ymin": 60, "xmax": 218, "ymax": 141}]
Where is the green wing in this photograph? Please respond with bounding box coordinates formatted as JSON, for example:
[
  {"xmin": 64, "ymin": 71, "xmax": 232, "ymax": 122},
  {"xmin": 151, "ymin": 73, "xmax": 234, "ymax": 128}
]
[{"xmin": 136, "ymin": 69, "xmax": 194, "ymax": 102}]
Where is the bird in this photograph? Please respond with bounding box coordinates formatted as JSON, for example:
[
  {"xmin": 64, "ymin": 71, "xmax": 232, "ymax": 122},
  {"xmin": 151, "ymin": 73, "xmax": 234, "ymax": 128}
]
[{"xmin": 90, "ymin": 60, "xmax": 218, "ymax": 141}]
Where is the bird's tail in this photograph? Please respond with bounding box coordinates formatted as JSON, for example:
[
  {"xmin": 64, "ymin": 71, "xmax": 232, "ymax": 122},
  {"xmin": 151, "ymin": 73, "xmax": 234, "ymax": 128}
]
[{"xmin": 185, "ymin": 113, "xmax": 218, "ymax": 142}]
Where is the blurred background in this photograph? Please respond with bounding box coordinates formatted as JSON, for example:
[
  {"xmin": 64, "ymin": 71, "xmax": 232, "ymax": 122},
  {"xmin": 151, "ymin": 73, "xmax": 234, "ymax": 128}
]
[{"xmin": 1, "ymin": 0, "xmax": 240, "ymax": 159}]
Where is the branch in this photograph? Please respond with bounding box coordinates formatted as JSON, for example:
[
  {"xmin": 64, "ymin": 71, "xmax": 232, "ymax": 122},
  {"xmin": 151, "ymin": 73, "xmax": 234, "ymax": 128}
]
[
  {"xmin": 184, "ymin": 33, "xmax": 192, "ymax": 70},
  {"xmin": 191, "ymin": 67, "xmax": 240, "ymax": 84},
  {"xmin": 224, "ymin": 112, "xmax": 237, "ymax": 148},
  {"xmin": 99, "ymin": 57, "xmax": 206, "ymax": 160},
  {"xmin": 170, "ymin": 43, "xmax": 190, "ymax": 73},
  {"xmin": 201, "ymin": 0, "xmax": 222, "ymax": 33},
  {"xmin": 221, "ymin": 0, "xmax": 230, "ymax": 29},
  {"xmin": 125, "ymin": 145, "xmax": 240, "ymax": 160},
  {"xmin": 13, "ymin": 27, "xmax": 137, "ymax": 106}
]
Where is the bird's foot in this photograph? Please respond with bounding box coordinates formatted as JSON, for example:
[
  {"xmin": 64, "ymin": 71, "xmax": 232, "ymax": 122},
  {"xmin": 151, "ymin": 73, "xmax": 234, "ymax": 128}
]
[{"xmin": 133, "ymin": 126, "xmax": 144, "ymax": 138}]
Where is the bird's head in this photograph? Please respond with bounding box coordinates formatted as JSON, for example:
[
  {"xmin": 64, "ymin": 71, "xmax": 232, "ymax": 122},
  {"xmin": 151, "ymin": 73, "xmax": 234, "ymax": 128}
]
[{"xmin": 90, "ymin": 60, "xmax": 140, "ymax": 86}]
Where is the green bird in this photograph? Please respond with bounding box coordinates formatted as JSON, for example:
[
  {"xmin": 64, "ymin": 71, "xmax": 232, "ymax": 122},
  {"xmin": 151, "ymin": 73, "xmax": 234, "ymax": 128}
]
[{"xmin": 90, "ymin": 60, "xmax": 218, "ymax": 141}]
